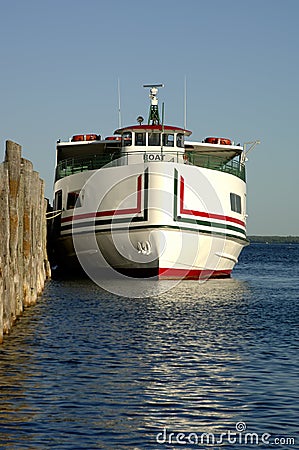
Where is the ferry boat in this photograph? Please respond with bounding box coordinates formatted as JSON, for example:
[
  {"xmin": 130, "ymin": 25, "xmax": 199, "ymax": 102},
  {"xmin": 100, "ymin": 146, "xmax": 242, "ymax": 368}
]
[{"xmin": 51, "ymin": 84, "xmax": 248, "ymax": 280}]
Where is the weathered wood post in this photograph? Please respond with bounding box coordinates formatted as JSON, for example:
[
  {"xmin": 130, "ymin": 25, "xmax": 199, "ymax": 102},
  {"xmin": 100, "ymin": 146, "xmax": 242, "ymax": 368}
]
[
  {"xmin": 0, "ymin": 140, "xmax": 51, "ymax": 343},
  {"xmin": 0, "ymin": 163, "xmax": 10, "ymax": 341}
]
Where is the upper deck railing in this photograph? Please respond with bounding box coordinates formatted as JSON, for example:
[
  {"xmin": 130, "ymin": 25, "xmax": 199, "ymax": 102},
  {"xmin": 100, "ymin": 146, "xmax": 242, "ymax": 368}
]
[{"xmin": 55, "ymin": 150, "xmax": 245, "ymax": 182}]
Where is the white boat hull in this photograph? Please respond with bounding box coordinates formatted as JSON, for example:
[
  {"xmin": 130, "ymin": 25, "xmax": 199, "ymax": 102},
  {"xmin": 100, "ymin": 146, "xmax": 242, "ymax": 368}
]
[{"xmin": 53, "ymin": 161, "xmax": 247, "ymax": 280}]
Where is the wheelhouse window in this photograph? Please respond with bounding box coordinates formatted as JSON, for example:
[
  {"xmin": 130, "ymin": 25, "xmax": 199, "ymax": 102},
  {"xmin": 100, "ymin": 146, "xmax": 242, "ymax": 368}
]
[
  {"xmin": 176, "ymin": 133, "xmax": 184, "ymax": 147},
  {"xmin": 122, "ymin": 131, "xmax": 132, "ymax": 146},
  {"xmin": 135, "ymin": 132, "xmax": 146, "ymax": 146},
  {"xmin": 162, "ymin": 133, "xmax": 174, "ymax": 147},
  {"xmin": 67, "ymin": 191, "xmax": 82, "ymax": 210},
  {"xmin": 230, "ymin": 193, "xmax": 242, "ymax": 213},
  {"xmin": 148, "ymin": 132, "xmax": 161, "ymax": 146}
]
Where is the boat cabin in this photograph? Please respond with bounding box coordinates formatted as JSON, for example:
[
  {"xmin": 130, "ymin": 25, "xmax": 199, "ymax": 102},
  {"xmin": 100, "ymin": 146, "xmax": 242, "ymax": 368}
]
[{"xmin": 55, "ymin": 85, "xmax": 245, "ymax": 182}]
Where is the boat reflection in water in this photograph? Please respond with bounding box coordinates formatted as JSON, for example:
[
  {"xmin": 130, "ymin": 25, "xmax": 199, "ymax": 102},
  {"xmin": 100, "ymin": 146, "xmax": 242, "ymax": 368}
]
[{"xmin": 122, "ymin": 278, "xmax": 252, "ymax": 435}]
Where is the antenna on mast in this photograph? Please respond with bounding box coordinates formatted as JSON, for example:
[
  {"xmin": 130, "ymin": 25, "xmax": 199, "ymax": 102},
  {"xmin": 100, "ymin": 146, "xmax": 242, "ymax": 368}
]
[
  {"xmin": 184, "ymin": 76, "xmax": 187, "ymax": 130},
  {"xmin": 117, "ymin": 78, "xmax": 122, "ymax": 128},
  {"xmin": 143, "ymin": 84, "xmax": 164, "ymax": 125}
]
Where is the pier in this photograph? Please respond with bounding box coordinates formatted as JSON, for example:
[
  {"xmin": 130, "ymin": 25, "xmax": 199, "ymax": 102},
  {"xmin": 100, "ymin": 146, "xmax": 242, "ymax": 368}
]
[{"xmin": 0, "ymin": 140, "xmax": 51, "ymax": 343}]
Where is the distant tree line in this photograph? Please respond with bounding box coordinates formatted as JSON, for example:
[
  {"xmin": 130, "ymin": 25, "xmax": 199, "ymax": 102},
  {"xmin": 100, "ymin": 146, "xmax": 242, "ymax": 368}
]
[{"xmin": 248, "ymin": 236, "xmax": 299, "ymax": 243}]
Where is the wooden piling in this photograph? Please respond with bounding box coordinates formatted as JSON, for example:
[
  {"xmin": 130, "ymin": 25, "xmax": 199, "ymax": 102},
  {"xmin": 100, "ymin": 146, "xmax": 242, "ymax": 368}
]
[{"xmin": 0, "ymin": 140, "xmax": 51, "ymax": 343}]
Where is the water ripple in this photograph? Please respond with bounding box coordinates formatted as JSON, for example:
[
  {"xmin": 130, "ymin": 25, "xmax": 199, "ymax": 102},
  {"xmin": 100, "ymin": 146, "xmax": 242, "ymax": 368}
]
[{"xmin": 0, "ymin": 244, "xmax": 298, "ymax": 448}]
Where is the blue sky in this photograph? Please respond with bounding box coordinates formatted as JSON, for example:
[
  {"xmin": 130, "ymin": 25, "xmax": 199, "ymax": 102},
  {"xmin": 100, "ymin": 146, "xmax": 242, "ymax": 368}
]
[{"xmin": 0, "ymin": 0, "xmax": 298, "ymax": 235}]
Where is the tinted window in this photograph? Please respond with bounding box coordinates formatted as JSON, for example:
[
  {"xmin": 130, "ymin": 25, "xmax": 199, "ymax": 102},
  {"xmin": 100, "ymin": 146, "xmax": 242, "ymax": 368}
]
[
  {"xmin": 54, "ymin": 190, "xmax": 62, "ymax": 211},
  {"xmin": 163, "ymin": 133, "xmax": 174, "ymax": 147},
  {"xmin": 176, "ymin": 133, "xmax": 184, "ymax": 147},
  {"xmin": 67, "ymin": 191, "xmax": 82, "ymax": 210},
  {"xmin": 135, "ymin": 132, "xmax": 146, "ymax": 146},
  {"xmin": 123, "ymin": 132, "xmax": 132, "ymax": 146},
  {"xmin": 230, "ymin": 193, "xmax": 242, "ymax": 213},
  {"xmin": 148, "ymin": 133, "xmax": 161, "ymax": 146}
]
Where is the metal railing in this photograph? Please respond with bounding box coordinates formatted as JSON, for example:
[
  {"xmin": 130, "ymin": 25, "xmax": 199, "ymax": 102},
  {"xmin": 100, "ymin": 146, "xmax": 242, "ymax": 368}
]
[
  {"xmin": 55, "ymin": 151, "xmax": 245, "ymax": 182},
  {"xmin": 186, "ymin": 152, "xmax": 246, "ymax": 181}
]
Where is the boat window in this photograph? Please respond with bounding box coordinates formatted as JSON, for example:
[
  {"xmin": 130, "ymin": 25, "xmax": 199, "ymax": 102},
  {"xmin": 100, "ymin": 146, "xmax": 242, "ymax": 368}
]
[
  {"xmin": 162, "ymin": 133, "xmax": 174, "ymax": 147},
  {"xmin": 148, "ymin": 132, "xmax": 161, "ymax": 146},
  {"xmin": 176, "ymin": 133, "xmax": 184, "ymax": 148},
  {"xmin": 67, "ymin": 191, "xmax": 82, "ymax": 210},
  {"xmin": 54, "ymin": 189, "xmax": 62, "ymax": 211},
  {"xmin": 230, "ymin": 193, "xmax": 242, "ymax": 213},
  {"xmin": 135, "ymin": 132, "xmax": 146, "ymax": 146},
  {"xmin": 122, "ymin": 131, "xmax": 132, "ymax": 146}
]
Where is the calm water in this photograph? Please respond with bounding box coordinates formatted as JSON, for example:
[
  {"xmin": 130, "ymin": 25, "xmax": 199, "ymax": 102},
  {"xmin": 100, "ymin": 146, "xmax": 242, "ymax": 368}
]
[{"xmin": 0, "ymin": 244, "xmax": 298, "ymax": 449}]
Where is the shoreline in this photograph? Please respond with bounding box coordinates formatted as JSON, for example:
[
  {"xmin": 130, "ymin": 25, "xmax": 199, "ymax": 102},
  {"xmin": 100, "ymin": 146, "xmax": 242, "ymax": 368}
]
[{"xmin": 248, "ymin": 235, "xmax": 299, "ymax": 244}]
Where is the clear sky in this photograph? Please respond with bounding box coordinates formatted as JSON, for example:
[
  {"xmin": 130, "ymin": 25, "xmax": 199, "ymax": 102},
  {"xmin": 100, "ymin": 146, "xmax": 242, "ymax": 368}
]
[{"xmin": 0, "ymin": 0, "xmax": 298, "ymax": 235}]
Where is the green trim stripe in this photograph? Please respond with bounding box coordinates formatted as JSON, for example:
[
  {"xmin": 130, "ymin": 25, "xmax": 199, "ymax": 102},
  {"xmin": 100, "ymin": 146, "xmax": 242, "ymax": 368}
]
[{"xmin": 173, "ymin": 168, "xmax": 246, "ymax": 238}]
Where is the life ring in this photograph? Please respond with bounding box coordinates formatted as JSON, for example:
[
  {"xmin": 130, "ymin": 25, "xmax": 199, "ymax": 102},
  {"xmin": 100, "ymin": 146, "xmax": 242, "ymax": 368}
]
[
  {"xmin": 204, "ymin": 137, "xmax": 232, "ymax": 145},
  {"xmin": 220, "ymin": 138, "xmax": 232, "ymax": 145},
  {"xmin": 85, "ymin": 134, "xmax": 98, "ymax": 141},
  {"xmin": 71, "ymin": 134, "xmax": 84, "ymax": 142},
  {"xmin": 205, "ymin": 137, "xmax": 219, "ymax": 144},
  {"xmin": 105, "ymin": 136, "xmax": 121, "ymax": 141},
  {"xmin": 72, "ymin": 134, "xmax": 99, "ymax": 142}
]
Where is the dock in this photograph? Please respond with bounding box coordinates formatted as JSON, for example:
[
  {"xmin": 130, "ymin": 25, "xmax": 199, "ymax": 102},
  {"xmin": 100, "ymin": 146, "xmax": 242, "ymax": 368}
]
[{"xmin": 0, "ymin": 140, "xmax": 51, "ymax": 343}]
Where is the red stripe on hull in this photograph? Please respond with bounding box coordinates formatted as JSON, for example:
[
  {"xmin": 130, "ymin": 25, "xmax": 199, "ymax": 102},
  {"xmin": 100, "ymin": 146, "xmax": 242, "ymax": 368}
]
[
  {"xmin": 180, "ymin": 175, "xmax": 245, "ymax": 227},
  {"xmin": 61, "ymin": 174, "xmax": 142, "ymax": 223},
  {"xmin": 158, "ymin": 267, "xmax": 232, "ymax": 280}
]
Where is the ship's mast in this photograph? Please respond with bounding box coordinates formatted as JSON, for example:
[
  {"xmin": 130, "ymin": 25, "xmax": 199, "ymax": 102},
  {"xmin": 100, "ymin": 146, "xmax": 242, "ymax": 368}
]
[{"xmin": 143, "ymin": 84, "xmax": 164, "ymax": 125}]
